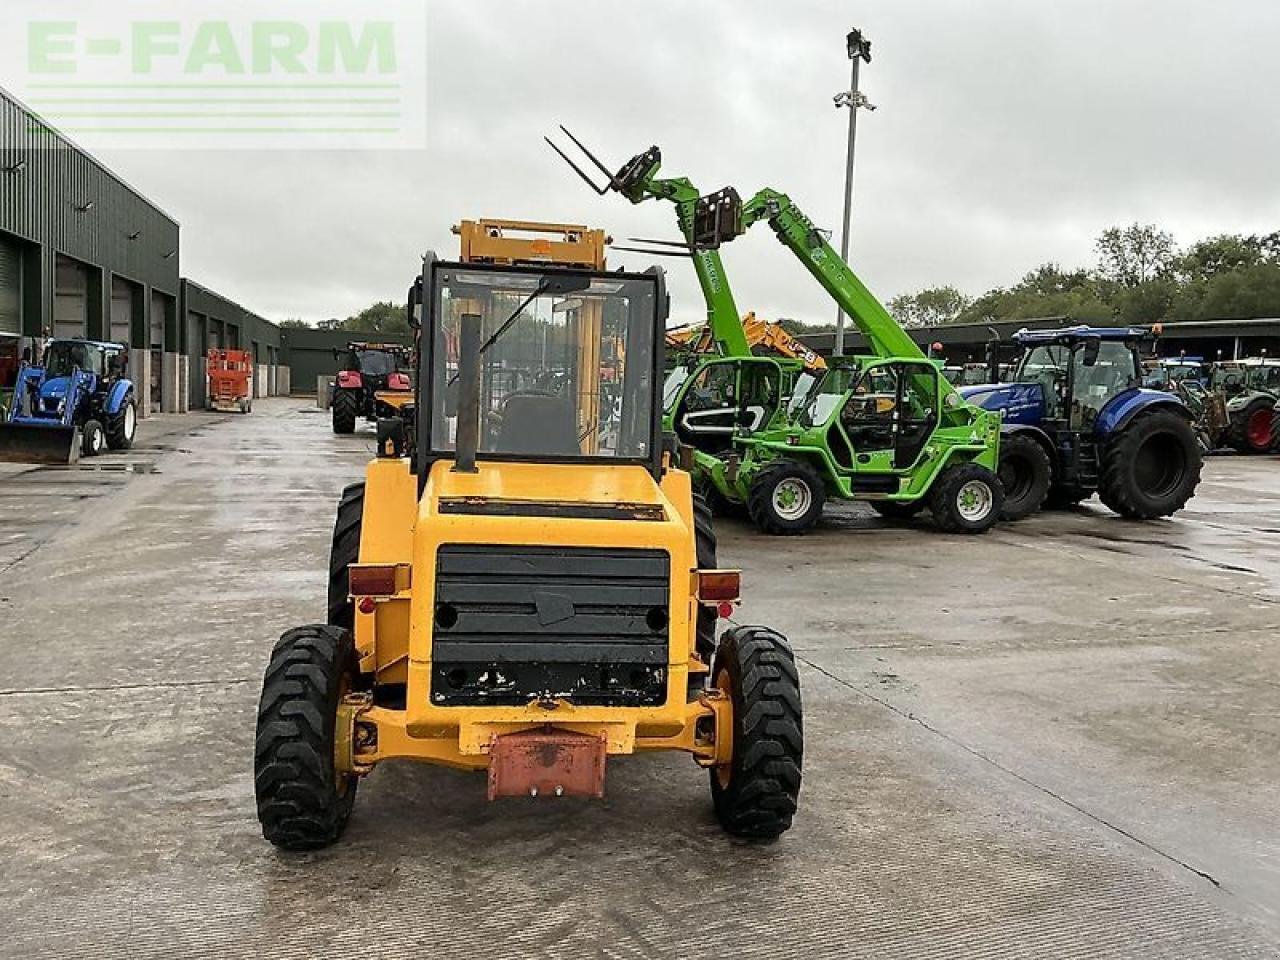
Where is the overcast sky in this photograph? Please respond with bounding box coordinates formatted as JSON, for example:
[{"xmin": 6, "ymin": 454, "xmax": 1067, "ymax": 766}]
[{"xmin": 79, "ymin": 0, "xmax": 1280, "ymax": 326}]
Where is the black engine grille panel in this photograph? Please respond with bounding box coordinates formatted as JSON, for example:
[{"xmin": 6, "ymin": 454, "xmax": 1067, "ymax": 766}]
[{"xmin": 431, "ymin": 545, "xmax": 671, "ymax": 706}]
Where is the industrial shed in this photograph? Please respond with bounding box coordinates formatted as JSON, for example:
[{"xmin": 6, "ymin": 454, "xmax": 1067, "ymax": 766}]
[
  {"xmin": 0, "ymin": 86, "xmax": 285, "ymax": 417},
  {"xmin": 0, "ymin": 86, "xmax": 181, "ymax": 415}
]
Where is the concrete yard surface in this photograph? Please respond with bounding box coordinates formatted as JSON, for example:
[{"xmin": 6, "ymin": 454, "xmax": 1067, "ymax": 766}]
[{"xmin": 0, "ymin": 398, "xmax": 1277, "ymax": 959}]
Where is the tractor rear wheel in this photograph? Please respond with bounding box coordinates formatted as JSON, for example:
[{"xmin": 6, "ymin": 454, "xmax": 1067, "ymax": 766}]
[
  {"xmin": 1226, "ymin": 396, "xmax": 1276, "ymax": 454},
  {"xmin": 81, "ymin": 419, "xmax": 105, "ymax": 457},
  {"xmin": 996, "ymin": 434, "xmax": 1051, "ymax": 521},
  {"xmin": 746, "ymin": 460, "xmax": 825, "ymax": 535},
  {"xmin": 328, "ymin": 483, "xmax": 365, "ymax": 631},
  {"xmin": 692, "ymin": 492, "xmax": 718, "ymax": 668},
  {"xmin": 105, "ymin": 396, "xmax": 136, "ymax": 450},
  {"xmin": 255, "ymin": 624, "xmax": 358, "ymax": 850},
  {"xmin": 869, "ymin": 499, "xmax": 926, "ymax": 520},
  {"xmin": 332, "ymin": 390, "xmax": 358, "ymax": 434},
  {"xmin": 710, "ymin": 625, "xmax": 802, "ymax": 839},
  {"xmin": 1098, "ymin": 409, "xmax": 1201, "ymax": 519},
  {"xmin": 930, "ymin": 463, "xmax": 1004, "ymax": 534}
]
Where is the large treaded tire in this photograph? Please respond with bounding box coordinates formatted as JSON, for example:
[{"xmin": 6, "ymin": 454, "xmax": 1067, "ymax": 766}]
[
  {"xmin": 692, "ymin": 492, "xmax": 718, "ymax": 666},
  {"xmin": 1226, "ymin": 396, "xmax": 1276, "ymax": 454},
  {"xmin": 930, "ymin": 462, "xmax": 1004, "ymax": 534},
  {"xmin": 328, "ymin": 483, "xmax": 364, "ymax": 631},
  {"xmin": 710, "ymin": 625, "xmax": 803, "ymax": 840},
  {"xmin": 254, "ymin": 624, "xmax": 358, "ymax": 850},
  {"xmin": 997, "ymin": 433, "xmax": 1051, "ymax": 521},
  {"xmin": 332, "ymin": 390, "xmax": 358, "ymax": 434},
  {"xmin": 105, "ymin": 394, "xmax": 136, "ymax": 450},
  {"xmin": 746, "ymin": 460, "xmax": 825, "ymax": 536},
  {"xmin": 1098, "ymin": 409, "xmax": 1202, "ymax": 519}
]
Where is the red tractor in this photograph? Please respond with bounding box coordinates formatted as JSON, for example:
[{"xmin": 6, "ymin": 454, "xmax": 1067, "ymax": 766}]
[{"xmin": 330, "ymin": 341, "xmax": 413, "ymax": 434}]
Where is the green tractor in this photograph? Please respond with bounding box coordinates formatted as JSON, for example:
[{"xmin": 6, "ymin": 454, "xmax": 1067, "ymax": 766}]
[
  {"xmin": 549, "ymin": 130, "xmax": 1004, "ymax": 535},
  {"xmin": 1210, "ymin": 358, "xmax": 1280, "ymax": 454}
]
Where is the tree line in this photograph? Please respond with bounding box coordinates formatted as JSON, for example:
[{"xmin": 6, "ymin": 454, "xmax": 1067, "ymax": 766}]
[
  {"xmin": 883, "ymin": 225, "xmax": 1280, "ymax": 329},
  {"xmin": 289, "ymin": 224, "xmax": 1280, "ymax": 336}
]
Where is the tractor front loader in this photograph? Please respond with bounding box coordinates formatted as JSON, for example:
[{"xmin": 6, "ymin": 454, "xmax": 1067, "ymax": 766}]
[{"xmin": 255, "ymin": 255, "xmax": 802, "ymax": 849}]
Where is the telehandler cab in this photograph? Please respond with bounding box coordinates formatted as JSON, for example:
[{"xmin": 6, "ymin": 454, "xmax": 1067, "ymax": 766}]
[{"xmin": 255, "ymin": 255, "xmax": 802, "ymax": 849}]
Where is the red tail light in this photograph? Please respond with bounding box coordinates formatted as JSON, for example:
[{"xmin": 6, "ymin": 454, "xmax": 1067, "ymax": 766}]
[
  {"xmin": 349, "ymin": 564, "xmax": 402, "ymax": 596},
  {"xmin": 698, "ymin": 569, "xmax": 741, "ymax": 603}
]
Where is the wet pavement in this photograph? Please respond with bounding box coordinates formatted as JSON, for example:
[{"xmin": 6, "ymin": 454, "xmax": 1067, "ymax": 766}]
[{"xmin": 0, "ymin": 398, "xmax": 1276, "ymax": 959}]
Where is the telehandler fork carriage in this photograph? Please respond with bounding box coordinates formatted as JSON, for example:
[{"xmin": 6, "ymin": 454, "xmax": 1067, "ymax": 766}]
[{"xmin": 255, "ymin": 253, "xmax": 803, "ymax": 850}]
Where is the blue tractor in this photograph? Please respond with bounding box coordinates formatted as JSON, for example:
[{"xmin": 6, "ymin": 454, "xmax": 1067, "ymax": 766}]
[
  {"xmin": 961, "ymin": 326, "xmax": 1202, "ymax": 520},
  {"xmin": 0, "ymin": 338, "xmax": 139, "ymax": 464}
]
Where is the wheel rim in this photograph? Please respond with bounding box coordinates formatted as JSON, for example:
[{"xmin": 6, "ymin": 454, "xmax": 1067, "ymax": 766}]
[
  {"xmin": 1247, "ymin": 408, "xmax": 1272, "ymax": 449},
  {"xmin": 956, "ymin": 479, "xmax": 993, "ymax": 521},
  {"xmin": 91, "ymin": 429, "xmax": 102, "ymax": 454},
  {"xmin": 772, "ymin": 478, "xmax": 812, "ymax": 521},
  {"xmin": 1134, "ymin": 431, "xmax": 1186, "ymax": 498},
  {"xmin": 123, "ymin": 404, "xmax": 136, "ymax": 440},
  {"xmin": 714, "ymin": 667, "xmax": 734, "ymax": 790}
]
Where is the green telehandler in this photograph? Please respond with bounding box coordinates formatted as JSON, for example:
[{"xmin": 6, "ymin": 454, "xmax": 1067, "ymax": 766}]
[{"xmin": 548, "ymin": 129, "xmax": 1004, "ymax": 535}]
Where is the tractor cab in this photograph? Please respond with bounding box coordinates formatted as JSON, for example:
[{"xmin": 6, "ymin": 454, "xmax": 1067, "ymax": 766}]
[
  {"xmin": 1008, "ymin": 328, "xmax": 1145, "ymax": 431},
  {"xmin": 1211, "ymin": 358, "xmax": 1280, "ymax": 399}
]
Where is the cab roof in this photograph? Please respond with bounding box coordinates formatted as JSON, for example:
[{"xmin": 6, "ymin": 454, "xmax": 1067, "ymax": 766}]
[
  {"xmin": 1013, "ymin": 325, "xmax": 1148, "ymax": 346},
  {"xmin": 49, "ymin": 337, "xmax": 126, "ymax": 350}
]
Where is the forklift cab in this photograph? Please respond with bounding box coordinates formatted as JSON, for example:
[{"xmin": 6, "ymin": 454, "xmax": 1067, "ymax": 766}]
[{"xmin": 417, "ymin": 258, "xmax": 665, "ymax": 472}]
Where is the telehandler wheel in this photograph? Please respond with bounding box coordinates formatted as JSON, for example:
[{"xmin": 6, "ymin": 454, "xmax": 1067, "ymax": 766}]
[
  {"xmin": 1098, "ymin": 409, "xmax": 1202, "ymax": 519},
  {"xmin": 710, "ymin": 625, "xmax": 802, "ymax": 839},
  {"xmin": 332, "ymin": 390, "xmax": 358, "ymax": 434},
  {"xmin": 692, "ymin": 492, "xmax": 719, "ymax": 669},
  {"xmin": 255, "ymin": 624, "xmax": 359, "ymax": 851},
  {"xmin": 81, "ymin": 419, "xmax": 105, "ymax": 457},
  {"xmin": 327, "ymin": 482, "xmax": 365, "ymax": 631},
  {"xmin": 105, "ymin": 396, "xmax": 136, "ymax": 451},
  {"xmin": 869, "ymin": 499, "xmax": 926, "ymax": 521},
  {"xmin": 996, "ymin": 434, "xmax": 1051, "ymax": 521},
  {"xmin": 746, "ymin": 460, "xmax": 825, "ymax": 536},
  {"xmin": 930, "ymin": 463, "xmax": 1004, "ymax": 534}
]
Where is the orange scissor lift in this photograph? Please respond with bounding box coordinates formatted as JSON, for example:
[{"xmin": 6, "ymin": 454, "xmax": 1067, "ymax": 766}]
[{"xmin": 207, "ymin": 349, "xmax": 253, "ymax": 414}]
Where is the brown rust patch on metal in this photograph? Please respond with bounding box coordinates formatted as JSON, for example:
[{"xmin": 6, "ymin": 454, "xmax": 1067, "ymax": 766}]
[{"xmin": 487, "ymin": 728, "xmax": 607, "ymax": 800}]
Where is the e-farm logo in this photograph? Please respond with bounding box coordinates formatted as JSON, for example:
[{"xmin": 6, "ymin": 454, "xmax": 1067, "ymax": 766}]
[{"xmin": 4, "ymin": 1, "xmax": 426, "ymax": 150}]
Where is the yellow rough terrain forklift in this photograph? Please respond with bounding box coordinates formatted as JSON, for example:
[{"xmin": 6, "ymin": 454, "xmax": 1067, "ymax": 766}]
[{"xmin": 254, "ymin": 247, "xmax": 803, "ymax": 849}]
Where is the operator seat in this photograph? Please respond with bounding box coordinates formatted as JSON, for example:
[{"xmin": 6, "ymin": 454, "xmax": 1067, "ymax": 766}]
[{"xmin": 496, "ymin": 394, "xmax": 580, "ymax": 456}]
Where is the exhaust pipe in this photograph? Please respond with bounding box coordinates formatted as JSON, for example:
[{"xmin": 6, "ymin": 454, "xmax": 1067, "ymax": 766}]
[{"xmin": 453, "ymin": 312, "xmax": 480, "ymax": 473}]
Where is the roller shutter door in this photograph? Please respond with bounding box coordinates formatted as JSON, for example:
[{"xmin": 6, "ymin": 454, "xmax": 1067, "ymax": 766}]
[
  {"xmin": 0, "ymin": 235, "xmax": 19, "ymax": 336},
  {"xmin": 110, "ymin": 277, "xmax": 133, "ymax": 345}
]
